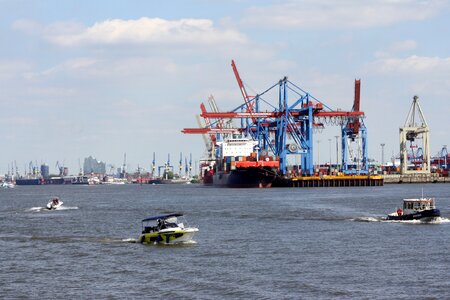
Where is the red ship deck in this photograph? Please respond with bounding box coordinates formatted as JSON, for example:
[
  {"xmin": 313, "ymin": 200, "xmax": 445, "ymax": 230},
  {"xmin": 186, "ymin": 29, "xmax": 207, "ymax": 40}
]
[{"xmin": 235, "ymin": 161, "xmax": 280, "ymax": 168}]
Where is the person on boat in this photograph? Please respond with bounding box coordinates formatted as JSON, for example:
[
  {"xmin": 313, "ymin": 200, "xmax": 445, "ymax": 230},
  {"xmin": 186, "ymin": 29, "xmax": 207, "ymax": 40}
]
[
  {"xmin": 157, "ymin": 219, "xmax": 161, "ymax": 228},
  {"xmin": 397, "ymin": 208, "xmax": 403, "ymax": 216}
]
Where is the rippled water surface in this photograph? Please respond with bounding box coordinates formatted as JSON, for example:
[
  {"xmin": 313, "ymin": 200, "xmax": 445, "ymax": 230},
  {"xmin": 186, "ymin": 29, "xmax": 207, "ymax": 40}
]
[{"xmin": 1, "ymin": 184, "xmax": 449, "ymax": 299}]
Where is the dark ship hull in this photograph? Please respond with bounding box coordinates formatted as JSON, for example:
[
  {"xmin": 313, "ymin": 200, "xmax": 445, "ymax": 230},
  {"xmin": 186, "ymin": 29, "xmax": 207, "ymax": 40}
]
[
  {"xmin": 44, "ymin": 177, "xmax": 65, "ymax": 184},
  {"xmin": 386, "ymin": 209, "xmax": 440, "ymax": 221},
  {"xmin": 15, "ymin": 179, "xmax": 42, "ymax": 185},
  {"xmin": 213, "ymin": 167, "xmax": 276, "ymax": 188}
]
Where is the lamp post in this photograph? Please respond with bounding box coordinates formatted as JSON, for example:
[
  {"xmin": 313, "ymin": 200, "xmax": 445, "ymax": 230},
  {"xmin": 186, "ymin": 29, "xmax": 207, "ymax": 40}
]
[{"xmin": 380, "ymin": 143, "xmax": 385, "ymax": 165}]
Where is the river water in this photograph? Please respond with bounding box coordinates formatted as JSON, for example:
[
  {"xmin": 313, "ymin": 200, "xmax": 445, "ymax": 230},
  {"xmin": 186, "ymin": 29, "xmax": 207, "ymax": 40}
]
[{"xmin": 0, "ymin": 183, "xmax": 449, "ymax": 299}]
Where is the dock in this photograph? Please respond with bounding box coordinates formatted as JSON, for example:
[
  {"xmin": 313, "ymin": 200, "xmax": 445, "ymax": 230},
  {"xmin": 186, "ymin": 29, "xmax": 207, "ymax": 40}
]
[
  {"xmin": 383, "ymin": 174, "xmax": 450, "ymax": 184},
  {"xmin": 273, "ymin": 175, "xmax": 384, "ymax": 187}
]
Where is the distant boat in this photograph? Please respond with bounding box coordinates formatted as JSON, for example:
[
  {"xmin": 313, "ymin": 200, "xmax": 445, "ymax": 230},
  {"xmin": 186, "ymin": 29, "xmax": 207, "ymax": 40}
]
[
  {"xmin": 46, "ymin": 197, "xmax": 63, "ymax": 210},
  {"xmin": 1, "ymin": 182, "xmax": 15, "ymax": 188}
]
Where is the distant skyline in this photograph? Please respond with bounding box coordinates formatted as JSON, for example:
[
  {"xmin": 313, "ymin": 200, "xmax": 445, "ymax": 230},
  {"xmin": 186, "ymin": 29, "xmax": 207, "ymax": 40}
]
[{"xmin": 1, "ymin": 0, "xmax": 449, "ymax": 174}]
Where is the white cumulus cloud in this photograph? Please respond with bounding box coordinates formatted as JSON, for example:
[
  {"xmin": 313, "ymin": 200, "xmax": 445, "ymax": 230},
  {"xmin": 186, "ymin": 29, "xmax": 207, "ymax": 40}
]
[
  {"xmin": 242, "ymin": 0, "xmax": 449, "ymax": 29},
  {"xmin": 370, "ymin": 55, "xmax": 450, "ymax": 73},
  {"xmin": 13, "ymin": 17, "xmax": 247, "ymax": 46}
]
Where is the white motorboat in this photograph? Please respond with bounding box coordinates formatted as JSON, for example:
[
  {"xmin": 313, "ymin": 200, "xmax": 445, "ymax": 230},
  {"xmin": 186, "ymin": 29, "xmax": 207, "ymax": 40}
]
[
  {"xmin": 46, "ymin": 197, "xmax": 63, "ymax": 210},
  {"xmin": 1, "ymin": 182, "xmax": 15, "ymax": 188}
]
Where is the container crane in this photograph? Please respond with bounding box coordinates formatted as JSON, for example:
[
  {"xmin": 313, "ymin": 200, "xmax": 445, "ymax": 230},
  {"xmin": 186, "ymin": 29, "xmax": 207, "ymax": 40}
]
[
  {"xmin": 341, "ymin": 79, "xmax": 369, "ymax": 174},
  {"xmin": 152, "ymin": 152, "xmax": 156, "ymax": 177},
  {"xmin": 179, "ymin": 152, "xmax": 183, "ymax": 176},
  {"xmin": 121, "ymin": 153, "xmax": 127, "ymax": 178},
  {"xmin": 183, "ymin": 60, "xmax": 367, "ymax": 176},
  {"xmin": 158, "ymin": 153, "xmax": 173, "ymax": 179},
  {"xmin": 441, "ymin": 145, "xmax": 448, "ymax": 168}
]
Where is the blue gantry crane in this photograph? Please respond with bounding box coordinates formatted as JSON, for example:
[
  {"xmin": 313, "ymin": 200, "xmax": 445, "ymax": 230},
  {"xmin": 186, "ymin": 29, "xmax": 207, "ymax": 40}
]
[{"xmin": 183, "ymin": 60, "xmax": 369, "ymax": 176}]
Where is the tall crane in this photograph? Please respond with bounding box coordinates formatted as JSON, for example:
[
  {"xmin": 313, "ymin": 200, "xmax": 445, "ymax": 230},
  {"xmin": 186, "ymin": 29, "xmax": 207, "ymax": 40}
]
[
  {"xmin": 441, "ymin": 145, "xmax": 448, "ymax": 169},
  {"xmin": 341, "ymin": 79, "xmax": 368, "ymax": 174},
  {"xmin": 179, "ymin": 152, "xmax": 183, "ymax": 176},
  {"xmin": 121, "ymin": 153, "xmax": 127, "ymax": 178},
  {"xmin": 400, "ymin": 95, "xmax": 430, "ymax": 174},
  {"xmin": 231, "ymin": 59, "xmax": 256, "ymax": 124},
  {"xmin": 183, "ymin": 60, "xmax": 367, "ymax": 176},
  {"xmin": 152, "ymin": 152, "xmax": 156, "ymax": 177}
]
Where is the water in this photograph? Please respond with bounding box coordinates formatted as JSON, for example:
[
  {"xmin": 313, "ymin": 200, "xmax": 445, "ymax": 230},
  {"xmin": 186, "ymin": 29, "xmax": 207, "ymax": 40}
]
[{"xmin": 1, "ymin": 184, "xmax": 449, "ymax": 299}]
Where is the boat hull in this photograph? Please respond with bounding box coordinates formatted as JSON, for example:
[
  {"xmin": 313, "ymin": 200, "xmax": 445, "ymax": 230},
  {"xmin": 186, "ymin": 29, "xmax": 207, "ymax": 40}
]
[
  {"xmin": 139, "ymin": 229, "xmax": 197, "ymax": 244},
  {"xmin": 46, "ymin": 202, "xmax": 63, "ymax": 210},
  {"xmin": 213, "ymin": 168, "xmax": 276, "ymax": 188},
  {"xmin": 15, "ymin": 179, "xmax": 42, "ymax": 185},
  {"xmin": 387, "ymin": 209, "xmax": 440, "ymax": 221}
]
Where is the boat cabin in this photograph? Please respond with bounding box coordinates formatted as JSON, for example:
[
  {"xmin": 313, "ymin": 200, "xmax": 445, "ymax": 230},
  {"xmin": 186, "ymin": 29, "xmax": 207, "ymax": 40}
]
[
  {"xmin": 141, "ymin": 213, "xmax": 184, "ymax": 233},
  {"xmin": 402, "ymin": 198, "xmax": 435, "ymax": 215}
]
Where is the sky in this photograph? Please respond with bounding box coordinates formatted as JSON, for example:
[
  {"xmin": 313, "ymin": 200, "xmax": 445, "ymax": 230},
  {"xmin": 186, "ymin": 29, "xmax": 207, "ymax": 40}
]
[{"xmin": 1, "ymin": 0, "xmax": 449, "ymax": 175}]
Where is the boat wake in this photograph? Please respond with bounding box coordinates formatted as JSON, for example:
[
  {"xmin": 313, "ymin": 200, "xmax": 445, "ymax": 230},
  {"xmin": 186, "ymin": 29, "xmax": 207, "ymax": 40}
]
[
  {"xmin": 142, "ymin": 240, "xmax": 198, "ymax": 247},
  {"xmin": 27, "ymin": 206, "xmax": 79, "ymax": 212},
  {"xmin": 351, "ymin": 216, "xmax": 384, "ymax": 222},
  {"xmin": 352, "ymin": 216, "xmax": 450, "ymax": 224},
  {"xmin": 121, "ymin": 238, "xmax": 138, "ymax": 243},
  {"xmin": 102, "ymin": 238, "xmax": 198, "ymax": 245},
  {"xmin": 55, "ymin": 206, "xmax": 78, "ymax": 210}
]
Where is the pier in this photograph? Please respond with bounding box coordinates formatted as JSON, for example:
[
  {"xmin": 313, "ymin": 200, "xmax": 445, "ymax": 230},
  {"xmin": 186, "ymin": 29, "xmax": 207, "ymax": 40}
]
[
  {"xmin": 273, "ymin": 175, "xmax": 384, "ymax": 188},
  {"xmin": 383, "ymin": 174, "xmax": 450, "ymax": 184}
]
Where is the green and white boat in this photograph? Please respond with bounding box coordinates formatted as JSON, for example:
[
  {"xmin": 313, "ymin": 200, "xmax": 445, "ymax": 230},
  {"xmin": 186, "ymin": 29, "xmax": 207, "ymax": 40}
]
[{"xmin": 138, "ymin": 213, "xmax": 198, "ymax": 244}]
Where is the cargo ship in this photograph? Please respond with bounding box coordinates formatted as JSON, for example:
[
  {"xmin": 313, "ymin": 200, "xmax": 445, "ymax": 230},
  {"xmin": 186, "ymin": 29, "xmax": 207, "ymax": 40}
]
[{"xmin": 209, "ymin": 138, "xmax": 280, "ymax": 188}]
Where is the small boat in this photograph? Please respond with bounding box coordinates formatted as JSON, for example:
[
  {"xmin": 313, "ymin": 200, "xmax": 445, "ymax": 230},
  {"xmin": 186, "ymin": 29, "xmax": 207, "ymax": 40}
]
[
  {"xmin": 46, "ymin": 197, "xmax": 63, "ymax": 210},
  {"xmin": 138, "ymin": 213, "xmax": 198, "ymax": 244},
  {"xmin": 387, "ymin": 196, "xmax": 440, "ymax": 221},
  {"xmin": 1, "ymin": 182, "xmax": 15, "ymax": 188}
]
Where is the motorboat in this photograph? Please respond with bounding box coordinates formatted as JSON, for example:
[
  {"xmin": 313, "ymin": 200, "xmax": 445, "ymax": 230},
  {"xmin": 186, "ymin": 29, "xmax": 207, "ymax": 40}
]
[
  {"xmin": 387, "ymin": 197, "xmax": 440, "ymax": 221},
  {"xmin": 46, "ymin": 197, "xmax": 63, "ymax": 210},
  {"xmin": 138, "ymin": 213, "xmax": 198, "ymax": 244},
  {"xmin": 1, "ymin": 182, "xmax": 15, "ymax": 188}
]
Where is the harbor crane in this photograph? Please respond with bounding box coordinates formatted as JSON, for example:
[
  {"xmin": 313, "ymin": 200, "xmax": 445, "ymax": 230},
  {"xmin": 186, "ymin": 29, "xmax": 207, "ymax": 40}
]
[
  {"xmin": 441, "ymin": 145, "xmax": 448, "ymax": 168},
  {"xmin": 341, "ymin": 79, "xmax": 368, "ymax": 174},
  {"xmin": 399, "ymin": 95, "xmax": 430, "ymax": 174},
  {"xmin": 158, "ymin": 153, "xmax": 173, "ymax": 179},
  {"xmin": 183, "ymin": 60, "xmax": 368, "ymax": 176}
]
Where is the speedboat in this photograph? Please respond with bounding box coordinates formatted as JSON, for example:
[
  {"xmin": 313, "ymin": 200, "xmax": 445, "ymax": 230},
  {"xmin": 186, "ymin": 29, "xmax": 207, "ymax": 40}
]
[
  {"xmin": 1, "ymin": 182, "xmax": 15, "ymax": 188},
  {"xmin": 138, "ymin": 213, "xmax": 198, "ymax": 244},
  {"xmin": 387, "ymin": 197, "xmax": 440, "ymax": 221},
  {"xmin": 46, "ymin": 197, "xmax": 63, "ymax": 210}
]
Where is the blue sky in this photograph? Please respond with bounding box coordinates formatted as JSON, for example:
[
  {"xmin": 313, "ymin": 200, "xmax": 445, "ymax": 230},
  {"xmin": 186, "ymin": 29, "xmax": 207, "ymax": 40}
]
[{"xmin": 1, "ymin": 0, "xmax": 449, "ymax": 175}]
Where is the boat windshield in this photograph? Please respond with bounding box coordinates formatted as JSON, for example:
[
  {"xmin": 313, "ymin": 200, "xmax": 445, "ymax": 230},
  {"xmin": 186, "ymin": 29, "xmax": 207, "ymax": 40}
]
[{"xmin": 403, "ymin": 199, "xmax": 434, "ymax": 210}]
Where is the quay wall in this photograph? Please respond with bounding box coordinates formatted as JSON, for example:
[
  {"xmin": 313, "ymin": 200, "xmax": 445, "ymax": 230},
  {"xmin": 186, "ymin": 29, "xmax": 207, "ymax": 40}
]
[
  {"xmin": 383, "ymin": 174, "xmax": 450, "ymax": 184},
  {"xmin": 273, "ymin": 176, "xmax": 383, "ymax": 188}
]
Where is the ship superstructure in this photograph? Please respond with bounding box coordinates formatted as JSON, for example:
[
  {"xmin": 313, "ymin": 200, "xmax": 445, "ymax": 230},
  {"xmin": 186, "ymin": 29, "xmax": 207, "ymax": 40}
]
[{"xmin": 212, "ymin": 138, "xmax": 279, "ymax": 187}]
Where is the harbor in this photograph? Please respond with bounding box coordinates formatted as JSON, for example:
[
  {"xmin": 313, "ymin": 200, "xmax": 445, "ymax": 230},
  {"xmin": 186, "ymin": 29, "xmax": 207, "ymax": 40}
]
[
  {"xmin": 2, "ymin": 1, "xmax": 450, "ymax": 299},
  {"xmin": 182, "ymin": 62, "xmax": 449, "ymax": 188}
]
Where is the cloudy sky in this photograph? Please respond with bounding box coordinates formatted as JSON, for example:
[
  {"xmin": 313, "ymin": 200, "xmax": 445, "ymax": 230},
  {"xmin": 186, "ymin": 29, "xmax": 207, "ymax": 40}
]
[{"xmin": 1, "ymin": 0, "xmax": 449, "ymax": 175}]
